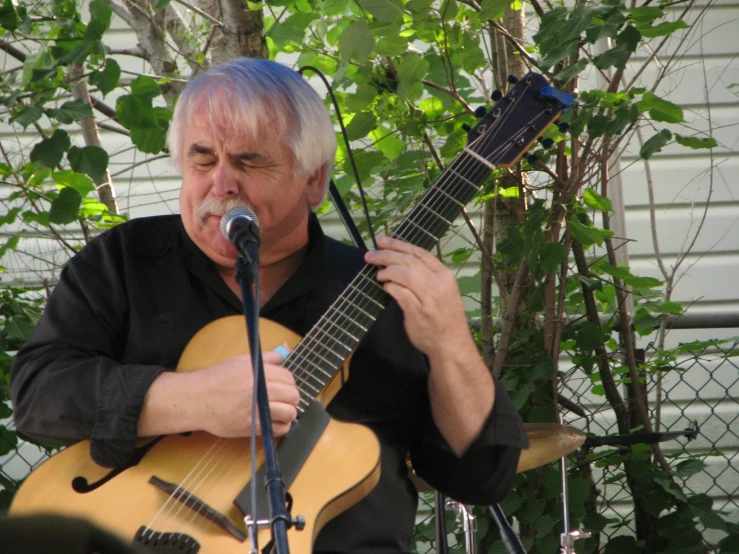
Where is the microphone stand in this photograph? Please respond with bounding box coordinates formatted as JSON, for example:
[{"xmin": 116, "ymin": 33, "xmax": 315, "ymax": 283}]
[{"xmin": 236, "ymin": 255, "xmax": 292, "ymax": 554}]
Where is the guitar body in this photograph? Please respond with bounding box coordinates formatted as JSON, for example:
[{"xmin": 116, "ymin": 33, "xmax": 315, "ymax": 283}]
[{"xmin": 11, "ymin": 316, "xmax": 381, "ymax": 553}]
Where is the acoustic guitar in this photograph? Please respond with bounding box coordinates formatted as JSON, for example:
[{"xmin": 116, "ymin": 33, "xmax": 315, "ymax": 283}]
[{"xmin": 10, "ymin": 73, "xmax": 572, "ymax": 553}]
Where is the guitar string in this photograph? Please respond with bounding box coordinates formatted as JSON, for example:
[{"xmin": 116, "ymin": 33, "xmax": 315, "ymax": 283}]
[
  {"xmin": 143, "ymin": 436, "xmax": 228, "ymax": 538},
  {"xmin": 158, "ymin": 438, "xmax": 235, "ymax": 536},
  {"xmin": 285, "ymin": 96, "xmax": 548, "ymax": 407},
  {"xmin": 144, "ymin": 78, "xmax": 555, "ymax": 539},
  {"xmin": 168, "ymin": 439, "xmax": 246, "ymax": 538},
  {"xmin": 286, "ymin": 80, "xmax": 547, "ymax": 406}
]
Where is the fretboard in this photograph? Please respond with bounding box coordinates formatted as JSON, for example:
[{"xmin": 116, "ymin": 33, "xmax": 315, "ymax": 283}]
[{"xmin": 285, "ymin": 151, "xmax": 493, "ymax": 410}]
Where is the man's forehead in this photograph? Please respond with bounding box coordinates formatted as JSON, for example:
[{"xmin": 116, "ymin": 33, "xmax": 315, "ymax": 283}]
[{"xmin": 184, "ymin": 118, "xmax": 278, "ymax": 152}]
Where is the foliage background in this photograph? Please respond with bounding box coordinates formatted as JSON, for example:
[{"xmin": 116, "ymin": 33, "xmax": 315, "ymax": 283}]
[{"xmin": 0, "ymin": 0, "xmax": 738, "ymax": 552}]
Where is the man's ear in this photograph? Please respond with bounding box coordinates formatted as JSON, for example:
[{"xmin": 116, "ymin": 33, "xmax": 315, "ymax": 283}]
[{"xmin": 305, "ymin": 163, "xmax": 329, "ymax": 207}]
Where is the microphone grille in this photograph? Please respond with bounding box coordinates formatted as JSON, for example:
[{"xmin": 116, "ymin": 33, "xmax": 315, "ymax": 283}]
[{"xmin": 220, "ymin": 206, "xmax": 258, "ymax": 240}]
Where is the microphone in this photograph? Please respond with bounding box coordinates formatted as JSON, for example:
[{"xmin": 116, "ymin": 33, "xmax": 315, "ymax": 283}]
[{"xmin": 221, "ymin": 207, "xmax": 260, "ymax": 262}]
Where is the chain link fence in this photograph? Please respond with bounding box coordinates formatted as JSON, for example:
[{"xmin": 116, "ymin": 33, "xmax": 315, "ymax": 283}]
[{"xmin": 2, "ymin": 316, "xmax": 738, "ymax": 551}]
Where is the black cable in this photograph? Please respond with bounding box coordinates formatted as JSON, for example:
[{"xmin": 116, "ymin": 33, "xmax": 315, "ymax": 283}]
[{"xmin": 297, "ymin": 65, "xmax": 378, "ymax": 250}]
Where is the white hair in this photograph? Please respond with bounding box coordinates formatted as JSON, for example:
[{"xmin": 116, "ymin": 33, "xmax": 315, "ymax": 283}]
[{"xmin": 168, "ymin": 58, "xmax": 336, "ymax": 200}]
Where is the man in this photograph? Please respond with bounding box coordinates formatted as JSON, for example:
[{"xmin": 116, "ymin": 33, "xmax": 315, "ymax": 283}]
[{"xmin": 11, "ymin": 58, "xmax": 528, "ymax": 552}]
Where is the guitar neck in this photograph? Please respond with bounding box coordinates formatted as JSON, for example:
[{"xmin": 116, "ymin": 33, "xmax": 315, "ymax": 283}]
[{"xmin": 284, "ymin": 153, "xmax": 493, "ymax": 408}]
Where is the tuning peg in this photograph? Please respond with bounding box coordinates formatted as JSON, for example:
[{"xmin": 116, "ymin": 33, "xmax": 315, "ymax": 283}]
[
  {"xmin": 491, "ymin": 90, "xmax": 503, "ymax": 102},
  {"xmin": 541, "ymin": 138, "xmax": 555, "ymax": 148},
  {"xmin": 507, "ymin": 75, "xmax": 518, "ymax": 85},
  {"xmin": 462, "ymin": 123, "xmax": 472, "ymax": 132},
  {"xmin": 558, "ymin": 122, "xmax": 570, "ymax": 133},
  {"xmin": 475, "ymin": 106, "xmax": 487, "ymax": 118},
  {"xmin": 527, "ymin": 154, "xmax": 539, "ymax": 165}
]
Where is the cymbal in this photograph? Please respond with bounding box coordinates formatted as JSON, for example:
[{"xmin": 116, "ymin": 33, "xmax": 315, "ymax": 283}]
[
  {"xmin": 408, "ymin": 423, "xmax": 586, "ymax": 492},
  {"xmin": 516, "ymin": 423, "xmax": 586, "ymax": 473}
]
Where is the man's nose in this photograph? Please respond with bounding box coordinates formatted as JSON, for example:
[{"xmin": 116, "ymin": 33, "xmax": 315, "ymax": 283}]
[{"xmin": 211, "ymin": 163, "xmax": 240, "ymax": 197}]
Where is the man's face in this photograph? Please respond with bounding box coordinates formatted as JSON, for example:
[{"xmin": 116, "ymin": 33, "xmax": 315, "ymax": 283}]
[{"xmin": 179, "ymin": 107, "xmax": 325, "ymax": 270}]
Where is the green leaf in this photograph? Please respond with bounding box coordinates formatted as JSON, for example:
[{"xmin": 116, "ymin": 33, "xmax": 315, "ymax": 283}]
[
  {"xmin": 478, "ymin": 0, "xmax": 508, "ymax": 20},
  {"xmin": 560, "ymin": 5, "xmax": 594, "ymax": 43},
  {"xmin": 53, "ymin": 170, "xmax": 95, "ymax": 196},
  {"xmin": 346, "ymin": 111, "xmax": 377, "ymax": 141},
  {"xmin": 629, "ymin": 6, "xmax": 663, "ymax": 23},
  {"xmin": 539, "ymin": 242, "xmax": 568, "ymax": 274},
  {"xmin": 23, "ymin": 210, "xmax": 51, "ymax": 228},
  {"xmin": 534, "ymin": 514, "xmax": 556, "ymax": 537},
  {"xmin": 90, "ymin": 58, "xmax": 121, "ymax": 96},
  {"xmin": 554, "ymin": 59, "xmax": 588, "ymax": 86},
  {"xmin": 637, "ymin": 92, "xmax": 684, "ymax": 123},
  {"xmin": 49, "ymin": 187, "xmax": 83, "ymax": 224},
  {"xmin": 51, "ymin": 98, "xmax": 93, "ymax": 124},
  {"xmin": 397, "ymin": 52, "xmax": 429, "ymax": 99},
  {"xmin": 456, "ymin": 274, "xmax": 480, "ymax": 295},
  {"xmin": 345, "ymin": 84, "xmax": 378, "ymax": 112},
  {"xmin": 576, "ymin": 321, "xmax": 605, "ymax": 351},
  {"xmin": 11, "ymin": 104, "xmax": 44, "ymax": 128},
  {"xmin": 570, "ymin": 218, "xmax": 613, "ymax": 247},
  {"xmin": 582, "ymin": 512, "xmax": 609, "ymax": 532},
  {"xmin": 338, "ymin": 20, "xmax": 374, "ymax": 63},
  {"xmin": 593, "ymin": 25, "xmax": 640, "ymax": 70},
  {"xmin": 675, "ymin": 134, "xmax": 717, "ymax": 150},
  {"xmin": 22, "ymin": 47, "xmax": 48, "ymax": 89},
  {"xmin": 0, "ymin": 427, "xmax": 18, "ymax": 456},
  {"xmin": 85, "ymin": 9, "xmax": 111, "ymax": 45},
  {"xmin": 68, "ymin": 146, "xmax": 108, "ymax": 180},
  {"xmin": 358, "ymin": 0, "xmax": 403, "ymax": 22},
  {"xmin": 131, "ymin": 128, "xmax": 167, "ymax": 154},
  {"xmin": 30, "ymin": 129, "xmax": 71, "ymax": 168},
  {"xmin": 637, "ymin": 19, "xmax": 689, "ymax": 38},
  {"xmin": 640, "ymin": 129, "xmax": 672, "ymax": 159},
  {"xmin": 0, "ymin": 207, "xmax": 20, "ymax": 226},
  {"xmin": 582, "ymin": 188, "xmax": 612, "ymax": 211},
  {"xmin": 674, "ymin": 459, "xmax": 706, "ymax": 478},
  {"xmin": 376, "ymin": 34, "xmax": 408, "ymax": 57},
  {"xmin": 604, "ymin": 536, "xmax": 639, "ymax": 554},
  {"xmin": 130, "ymin": 75, "xmax": 162, "ymax": 100},
  {"xmin": 0, "ymin": 0, "xmax": 18, "ymax": 31},
  {"xmin": 0, "ymin": 234, "xmax": 20, "ymax": 259},
  {"xmin": 499, "ymin": 186, "xmax": 519, "ymax": 198},
  {"xmin": 370, "ymin": 127, "xmax": 403, "ymax": 160}
]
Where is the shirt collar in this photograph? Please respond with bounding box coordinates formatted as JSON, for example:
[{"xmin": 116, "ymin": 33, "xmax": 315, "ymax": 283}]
[{"xmin": 261, "ymin": 211, "xmax": 326, "ymax": 315}]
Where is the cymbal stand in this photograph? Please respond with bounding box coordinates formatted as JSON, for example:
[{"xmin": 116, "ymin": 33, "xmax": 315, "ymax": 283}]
[
  {"xmin": 438, "ymin": 495, "xmax": 477, "ymax": 554},
  {"xmin": 558, "ymin": 415, "xmax": 590, "ymax": 554}
]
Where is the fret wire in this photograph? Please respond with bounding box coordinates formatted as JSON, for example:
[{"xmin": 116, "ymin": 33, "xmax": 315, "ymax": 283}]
[
  {"xmin": 346, "ymin": 282, "xmax": 385, "ymax": 309},
  {"xmin": 295, "ymin": 377, "xmax": 320, "ymax": 394},
  {"xmin": 329, "ymin": 301, "xmax": 370, "ymax": 332},
  {"xmin": 296, "ymin": 355, "xmax": 334, "ymax": 378},
  {"xmin": 446, "ymin": 166, "xmax": 482, "ymax": 193},
  {"xmin": 335, "ymin": 296, "xmax": 376, "ymax": 320},
  {"xmin": 354, "ymin": 270, "xmax": 387, "ymax": 297},
  {"xmin": 399, "ymin": 218, "xmax": 439, "ymax": 243},
  {"xmin": 323, "ymin": 320, "xmax": 360, "ymax": 343}
]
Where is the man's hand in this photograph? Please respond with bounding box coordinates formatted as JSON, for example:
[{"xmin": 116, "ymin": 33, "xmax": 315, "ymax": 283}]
[
  {"xmin": 194, "ymin": 351, "xmax": 300, "ymax": 437},
  {"xmin": 364, "ymin": 236, "xmax": 471, "ymax": 360},
  {"xmin": 365, "ymin": 236, "xmax": 494, "ymax": 456},
  {"xmin": 139, "ymin": 351, "xmax": 300, "ymax": 438}
]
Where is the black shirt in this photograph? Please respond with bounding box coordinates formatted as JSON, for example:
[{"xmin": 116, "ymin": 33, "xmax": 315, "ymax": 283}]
[{"xmin": 10, "ymin": 214, "xmax": 528, "ymax": 553}]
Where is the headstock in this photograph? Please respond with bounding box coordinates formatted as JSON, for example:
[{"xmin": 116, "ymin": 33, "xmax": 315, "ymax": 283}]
[{"xmin": 465, "ymin": 73, "xmax": 574, "ymax": 169}]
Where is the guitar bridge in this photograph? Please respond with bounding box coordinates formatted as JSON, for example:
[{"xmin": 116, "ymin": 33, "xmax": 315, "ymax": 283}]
[{"xmin": 133, "ymin": 526, "xmax": 200, "ymax": 553}]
